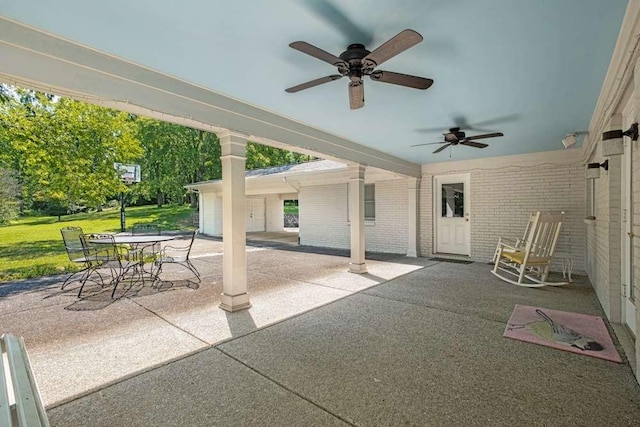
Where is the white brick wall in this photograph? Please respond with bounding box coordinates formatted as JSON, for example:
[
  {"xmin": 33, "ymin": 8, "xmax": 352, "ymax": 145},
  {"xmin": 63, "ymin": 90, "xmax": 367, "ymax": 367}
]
[
  {"xmin": 299, "ymin": 183, "xmax": 350, "ymax": 249},
  {"xmin": 420, "ymin": 150, "xmax": 586, "ymax": 272},
  {"xmin": 200, "ymin": 192, "xmax": 223, "ymax": 235},
  {"xmin": 265, "ymin": 194, "xmax": 284, "ymax": 232},
  {"xmin": 586, "ymin": 154, "xmax": 618, "ymax": 317},
  {"xmin": 299, "ymin": 179, "xmax": 409, "ymax": 254}
]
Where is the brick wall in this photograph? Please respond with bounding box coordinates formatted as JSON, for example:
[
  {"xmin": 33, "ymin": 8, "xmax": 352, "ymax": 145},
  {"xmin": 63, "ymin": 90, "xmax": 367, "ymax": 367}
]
[
  {"xmin": 299, "ymin": 183, "xmax": 350, "ymax": 249},
  {"xmin": 200, "ymin": 192, "xmax": 223, "ymax": 235},
  {"xmin": 420, "ymin": 150, "xmax": 586, "ymax": 272},
  {"xmin": 299, "ymin": 179, "xmax": 409, "ymax": 254}
]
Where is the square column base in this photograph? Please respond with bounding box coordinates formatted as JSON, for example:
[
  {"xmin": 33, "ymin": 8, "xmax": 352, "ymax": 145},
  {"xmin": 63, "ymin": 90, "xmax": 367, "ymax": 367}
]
[
  {"xmin": 348, "ymin": 263, "xmax": 368, "ymax": 274},
  {"xmin": 406, "ymin": 249, "xmax": 417, "ymax": 258},
  {"xmin": 219, "ymin": 293, "xmax": 251, "ymax": 312}
]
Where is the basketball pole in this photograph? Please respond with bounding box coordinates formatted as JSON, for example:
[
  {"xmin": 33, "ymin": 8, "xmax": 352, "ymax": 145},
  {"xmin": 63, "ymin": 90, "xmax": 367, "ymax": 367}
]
[{"xmin": 120, "ymin": 190, "xmax": 126, "ymax": 232}]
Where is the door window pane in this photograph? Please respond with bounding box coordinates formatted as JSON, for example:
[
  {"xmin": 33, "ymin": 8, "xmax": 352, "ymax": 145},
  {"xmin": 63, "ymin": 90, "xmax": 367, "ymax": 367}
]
[{"xmin": 441, "ymin": 183, "xmax": 464, "ymax": 217}]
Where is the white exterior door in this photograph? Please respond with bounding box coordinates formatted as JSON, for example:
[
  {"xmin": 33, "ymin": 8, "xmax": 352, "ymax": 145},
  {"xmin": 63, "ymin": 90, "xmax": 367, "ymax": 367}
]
[
  {"xmin": 246, "ymin": 198, "xmax": 265, "ymax": 232},
  {"xmin": 622, "ymin": 103, "xmax": 636, "ymax": 336},
  {"xmin": 435, "ymin": 174, "xmax": 471, "ymax": 255}
]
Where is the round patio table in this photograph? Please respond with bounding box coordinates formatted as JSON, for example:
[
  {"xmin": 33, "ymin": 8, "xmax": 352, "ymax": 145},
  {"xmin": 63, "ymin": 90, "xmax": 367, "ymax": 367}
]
[
  {"xmin": 89, "ymin": 235, "xmax": 176, "ymax": 245},
  {"xmin": 89, "ymin": 234, "xmax": 177, "ymax": 283}
]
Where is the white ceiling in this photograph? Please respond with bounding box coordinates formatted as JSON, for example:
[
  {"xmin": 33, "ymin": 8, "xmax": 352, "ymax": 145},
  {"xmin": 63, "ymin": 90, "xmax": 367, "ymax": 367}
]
[{"xmin": 0, "ymin": 0, "xmax": 629, "ymax": 164}]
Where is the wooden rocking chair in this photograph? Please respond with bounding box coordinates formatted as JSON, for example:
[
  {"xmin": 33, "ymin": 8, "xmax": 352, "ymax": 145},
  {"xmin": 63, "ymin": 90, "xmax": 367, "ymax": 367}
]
[
  {"xmin": 492, "ymin": 211, "xmax": 538, "ymax": 263},
  {"xmin": 491, "ymin": 211, "xmax": 565, "ymax": 287}
]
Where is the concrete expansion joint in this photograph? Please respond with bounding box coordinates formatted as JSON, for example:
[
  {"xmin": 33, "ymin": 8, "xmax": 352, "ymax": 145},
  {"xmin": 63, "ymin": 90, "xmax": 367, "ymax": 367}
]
[
  {"xmin": 128, "ymin": 298, "xmax": 210, "ymax": 346},
  {"xmin": 215, "ymin": 346, "xmax": 356, "ymax": 426}
]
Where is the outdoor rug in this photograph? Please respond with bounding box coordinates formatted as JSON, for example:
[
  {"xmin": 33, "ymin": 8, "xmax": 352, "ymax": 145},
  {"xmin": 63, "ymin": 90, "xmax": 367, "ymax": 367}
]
[{"xmin": 504, "ymin": 304, "xmax": 622, "ymax": 363}]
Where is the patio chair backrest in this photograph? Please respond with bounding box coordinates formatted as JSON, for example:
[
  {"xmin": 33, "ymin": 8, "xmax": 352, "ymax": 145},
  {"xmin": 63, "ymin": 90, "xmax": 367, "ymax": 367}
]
[
  {"xmin": 79, "ymin": 233, "xmax": 119, "ymax": 262},
  {"xmin": 60, "ymin": 226, "xmax": 84, "ymax": 261},
  {"xmin": 132, "ymin": 224, "xmax": 161, "ymax": 235},
  {"xmin": 184, "ymin": 229, "xmax": 198, "ymax": 258}
]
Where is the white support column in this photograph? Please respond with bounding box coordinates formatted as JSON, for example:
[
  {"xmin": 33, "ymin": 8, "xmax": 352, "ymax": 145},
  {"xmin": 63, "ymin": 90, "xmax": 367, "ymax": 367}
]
[
  {"xmin": 219, "ymin": 131, "xmax": 251, "ymax": 312},
  {"xmin": 407, "ymin": 177, "xmax": 419, "ymax": 257},
  {"xmin": 348, "ymin": 164, "xmax": 367, "ymax": 273}
]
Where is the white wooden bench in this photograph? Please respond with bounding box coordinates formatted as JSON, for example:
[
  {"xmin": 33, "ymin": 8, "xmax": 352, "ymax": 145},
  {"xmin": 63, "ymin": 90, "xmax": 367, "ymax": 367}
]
[{"xmin": 1, "ymin": 334, "xmax": 49, "ymax": 427}]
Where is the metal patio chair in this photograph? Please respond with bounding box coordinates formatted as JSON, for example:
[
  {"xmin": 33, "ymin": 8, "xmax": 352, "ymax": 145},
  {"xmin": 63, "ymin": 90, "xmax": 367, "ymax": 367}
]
[
  {"xmin": 60, "ymin": 226, "xmax": 99, "ymax": 292},
  {"xmin": 491, "ymin": 212, "xmax": 565, "ymax": 287},
  {"xmin": 153, "ymin": 230, "xmax": 200, "ymax": 283},
  {"xmin": 131, "ymin": 223, "xmax": 162, "ymax": 261},
  {"xmin": 79, "ymin": 233, "xmax": 142, "ymax": 298}
]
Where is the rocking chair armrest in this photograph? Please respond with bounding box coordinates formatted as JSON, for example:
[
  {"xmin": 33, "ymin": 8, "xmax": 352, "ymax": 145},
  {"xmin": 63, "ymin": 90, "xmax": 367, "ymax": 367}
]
[
  {"xmin": 496, "ymin": 241, "xmax": 519, "ymax": 251},
  {"xmin": 496, "ymin": 237, "xmax": 519, "ymax": 246}
]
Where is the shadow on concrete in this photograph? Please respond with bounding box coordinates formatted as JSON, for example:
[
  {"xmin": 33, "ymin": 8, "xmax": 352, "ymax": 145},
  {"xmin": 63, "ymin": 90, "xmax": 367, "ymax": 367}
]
[{"xmin": 225, "ymin": 309, "xmax": 258, "ymax": 338}]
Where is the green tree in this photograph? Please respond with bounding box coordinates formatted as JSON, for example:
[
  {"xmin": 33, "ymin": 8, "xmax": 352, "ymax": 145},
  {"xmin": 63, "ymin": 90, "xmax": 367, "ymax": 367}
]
[
  {"xmin": 0, "ymin": 168, "xmax": 20, "ymax": 224},
  {"xmin": 0, "ymin": 87, "xmax": 143, "ymax": 213},
  {"xmin": 245, "ymin": 142, "xmax": 314, "ymax": 170},
  {"xmin": 135, "ymin": 119, "xmax": 221, "ymax": 207}
]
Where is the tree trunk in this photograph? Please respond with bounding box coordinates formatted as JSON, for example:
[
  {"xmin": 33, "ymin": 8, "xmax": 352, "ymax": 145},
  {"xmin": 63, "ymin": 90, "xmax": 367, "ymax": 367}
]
[
  {"xmin": 157, "ymin": 191, "xmax": 165, "ymax": 208},
  {"xmin": 189, "ymin": 192, "xmax": 198, "ymax": 208}
]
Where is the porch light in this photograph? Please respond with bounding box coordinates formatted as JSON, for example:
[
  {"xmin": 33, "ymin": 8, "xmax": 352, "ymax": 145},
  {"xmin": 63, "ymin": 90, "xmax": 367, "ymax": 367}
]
[
  {"xmin": 562, "ymin": 134, "xmax": 577, "ymax": 149},
  {"xmin": 601, "ymin": 123, "xmax": 638, "ymax": 156},
  {"xmin": 587, "ymin": 160, "xmax": 608, "ymax": 179}
]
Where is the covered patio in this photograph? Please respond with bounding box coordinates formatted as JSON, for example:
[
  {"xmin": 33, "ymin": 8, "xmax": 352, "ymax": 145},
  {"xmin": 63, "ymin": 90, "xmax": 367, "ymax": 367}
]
[
  {"xmin": 2, "ymin": 2, "xmax": 640, "ymax": 423},
  {"xmin": 1, "ymin": 240, "xmax": 638, "ymax": 425}
]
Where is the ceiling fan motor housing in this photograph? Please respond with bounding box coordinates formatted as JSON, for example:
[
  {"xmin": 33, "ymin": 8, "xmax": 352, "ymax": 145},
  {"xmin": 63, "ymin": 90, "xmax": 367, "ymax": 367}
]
[
  {"xmin": 445, "ymin": 127, "xmax": 466, "ymax": 142},
  {"xmin": 339, "ymin": 44, "xmax": 372, "ymax": 80}
]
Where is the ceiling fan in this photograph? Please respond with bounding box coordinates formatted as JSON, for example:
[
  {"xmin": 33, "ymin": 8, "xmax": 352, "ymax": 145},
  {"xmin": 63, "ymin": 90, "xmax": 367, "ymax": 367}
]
[
  {"xmin": 285, "ymin": 29, "xmax": 434, "ymax": 109},
  {"xmin": 411, "ymin": 127, "xmax": 504, "ymax": 154}
]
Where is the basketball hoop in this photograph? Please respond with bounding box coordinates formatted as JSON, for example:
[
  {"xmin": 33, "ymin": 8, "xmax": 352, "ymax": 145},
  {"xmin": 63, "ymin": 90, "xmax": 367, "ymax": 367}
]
[{"xmin": 114, "ymin": 162, "xmax": 141, "ymax": 184}]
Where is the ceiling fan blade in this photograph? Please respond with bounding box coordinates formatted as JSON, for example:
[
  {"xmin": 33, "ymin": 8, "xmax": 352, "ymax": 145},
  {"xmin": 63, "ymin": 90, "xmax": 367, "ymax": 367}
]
[
  {"xmin": 286, "ymin": 75, "xmax": 343, "ymax": 93},
  {"xmin": 450, "ymin": 114, "xmax": 519, "ymax": 132},
  {"xmin": 302, "ymin": 0, "xmax": 373, "ymax": 46},
  {"xmin": 470, "ymin": 114, "xmax": 520, "ymax": 128},
  {"xmin": 410, "ymin": 141, "xmax": 446, "ymax": 147},
  {"xmin": 362, "ymin": 29, "xmax": 423, "ymax": 69},
  {"xmin": 369, "ymin": 70, "xmax": 433, "ymax": 90},
  {"xmin": 415, "ymin": 127, "xmax": 447, "ymax": 133},
  {"xmin": 460, "ymin": 141, "xmax": 489, "ymax": 149},
  {"xmin": 349, "ymin": 80, "xmax": 364, "ymax": 109},
  {"xmin": 433, "ymin": 143, "xmax": 451, "ymax": 154},
  {"xmin": 289, "ymin": 41, "xmax": 348, "ymax": 68},
  {"xmin": 465, "ymin": 132, "xmax": 504, "ymax": 141}
]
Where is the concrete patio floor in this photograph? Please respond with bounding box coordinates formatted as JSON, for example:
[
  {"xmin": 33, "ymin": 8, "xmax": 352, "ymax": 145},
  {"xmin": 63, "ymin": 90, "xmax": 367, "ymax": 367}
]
[{"xmin": 1, "ymin": 237, "xmax": 640, "ymax": 425}]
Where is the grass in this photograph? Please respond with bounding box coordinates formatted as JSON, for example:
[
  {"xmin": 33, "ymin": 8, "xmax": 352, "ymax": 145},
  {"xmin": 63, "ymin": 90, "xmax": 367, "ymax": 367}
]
[
  {"xmin": 0, "ymin": 205, "xmax": 196, "ymax": 282},
  {"xmin": 284, "ymin": 205, "xmax": 299, "ymax": 214}
]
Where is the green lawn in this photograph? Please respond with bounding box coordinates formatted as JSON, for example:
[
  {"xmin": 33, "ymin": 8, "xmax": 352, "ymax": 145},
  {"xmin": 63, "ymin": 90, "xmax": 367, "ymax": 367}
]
[
  {"xmin": 284, "ymin": 205, "xmax": 299, "ymax": 214},
  {"xmin": 0, "ymin": 205, "xmax": 196, "ymax": 282}
]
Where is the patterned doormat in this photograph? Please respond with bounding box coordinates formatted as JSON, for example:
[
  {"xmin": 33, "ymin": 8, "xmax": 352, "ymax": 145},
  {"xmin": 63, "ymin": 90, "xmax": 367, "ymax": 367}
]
[
  {"xmin": 429, "ymin": 257, "xmax": 473, "ymax": 264},
  {"xmin": 504, "ymin": 304, "xmax": 622, "ymax": 363}
]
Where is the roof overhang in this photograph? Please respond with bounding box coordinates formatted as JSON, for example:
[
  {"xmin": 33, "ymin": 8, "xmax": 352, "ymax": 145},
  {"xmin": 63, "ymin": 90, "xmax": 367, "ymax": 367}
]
[{"xmin": 187, "ymin": 161, "xmax": 402, "ymax": 196}]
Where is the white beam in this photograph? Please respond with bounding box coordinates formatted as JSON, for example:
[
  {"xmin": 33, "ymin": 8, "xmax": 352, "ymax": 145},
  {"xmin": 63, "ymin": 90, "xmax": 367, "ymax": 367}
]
[{"xmin": 219, "ymin": 131, "xmax": 251, "ymax": 312}]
